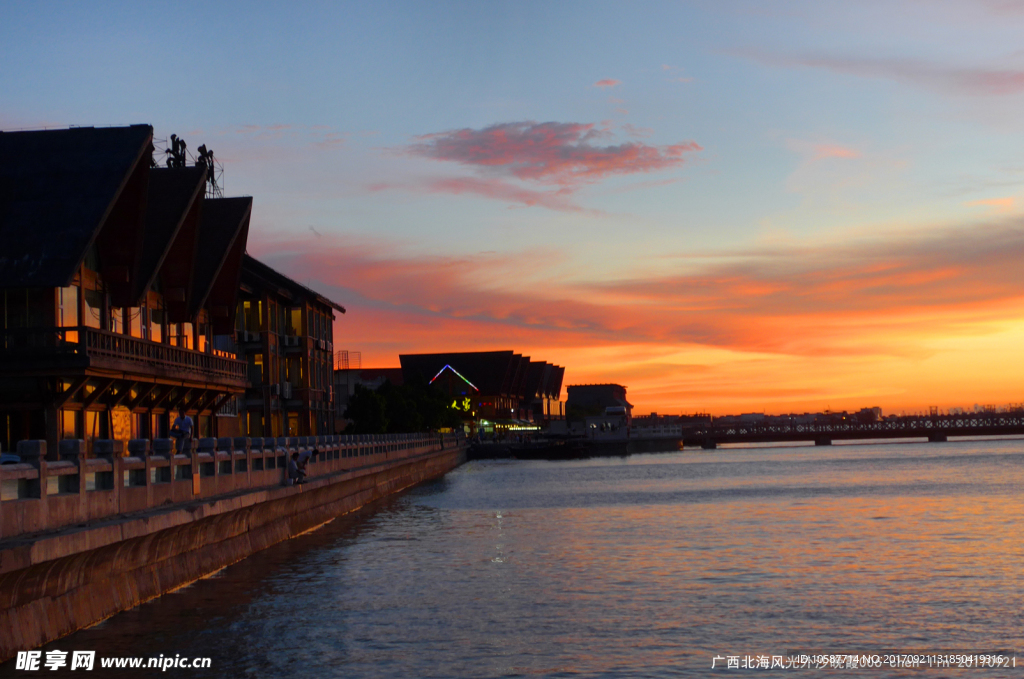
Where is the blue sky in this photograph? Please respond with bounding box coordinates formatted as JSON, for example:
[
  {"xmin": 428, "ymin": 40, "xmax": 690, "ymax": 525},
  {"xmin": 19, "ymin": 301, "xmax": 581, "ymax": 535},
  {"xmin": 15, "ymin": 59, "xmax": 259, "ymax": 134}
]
[{"xmin": 6, "ymin": 1, "xmax": 1024, "ymax": 414}]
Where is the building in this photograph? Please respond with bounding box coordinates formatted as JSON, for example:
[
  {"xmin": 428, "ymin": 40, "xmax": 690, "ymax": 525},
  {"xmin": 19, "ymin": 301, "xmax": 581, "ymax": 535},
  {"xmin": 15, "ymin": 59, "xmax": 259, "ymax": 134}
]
[
  {"xmin": 398, "ymin": 350, "xmax": 564, "ymax": 430},
  {"xmin": 0, "ymin": 125, "xmax": 250, "ymax": 453},
  {"xmin": 566, "ymin": 384, "xmax": 633, "ymax": 423},
  {"xmin": 235, "ymin": 254, "xmax": 345, "ymax": 438}
]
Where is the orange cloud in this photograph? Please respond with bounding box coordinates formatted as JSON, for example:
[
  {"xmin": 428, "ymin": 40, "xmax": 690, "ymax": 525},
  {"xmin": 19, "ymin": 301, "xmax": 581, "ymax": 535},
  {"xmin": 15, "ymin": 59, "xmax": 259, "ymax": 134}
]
[
  {"xmin": 812, "ymin": 144, "xmax": 860, "ymax": 160},
  {"xmin": 967, "ymin": 197, "xmax": 1015, "ymax": 213},
  {"xmin": 251, "ymin": 221, "xmax": 1024, "ymax": 415},
  {"xmin": 594, "ymin": 79, "xmax": 621, "ymax": 88}
]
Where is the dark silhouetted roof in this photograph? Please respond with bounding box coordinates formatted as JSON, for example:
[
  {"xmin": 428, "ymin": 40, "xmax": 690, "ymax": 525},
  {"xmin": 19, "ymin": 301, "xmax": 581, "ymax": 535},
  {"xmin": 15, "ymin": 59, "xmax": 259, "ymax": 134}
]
[
  {"xmin": 566, "ymin": 384, "xmax": 632, "ymax": 410},
  {"xmin": 241, "ymin": 254, "xmax": 346, "ymax": 314},
  {"xmin": 135, "ymin": 166, "xmax": 207, "ymax": 301},
  {"xmin": 189, "ymin": 197, "xmax": 252, "ymax": 316},
  {"xmin": 0, "ymin": 125, "xmax": 153, "ymax": 287},
  {"xmin": 400, "ymin": 351, "xmax": 518, "ymax": 396}
]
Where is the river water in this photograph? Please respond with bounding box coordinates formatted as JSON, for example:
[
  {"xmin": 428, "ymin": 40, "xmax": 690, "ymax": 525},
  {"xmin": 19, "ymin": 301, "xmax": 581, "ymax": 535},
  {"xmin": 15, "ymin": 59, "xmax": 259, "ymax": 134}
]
[{"xmin": 7, "ymin": 439, "xmax": 1024, "ymax": 677}]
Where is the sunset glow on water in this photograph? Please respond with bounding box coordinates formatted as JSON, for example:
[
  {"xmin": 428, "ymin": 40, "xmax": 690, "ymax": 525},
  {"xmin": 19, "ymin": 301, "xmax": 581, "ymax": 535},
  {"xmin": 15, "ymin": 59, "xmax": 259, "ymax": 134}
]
[{"xmin": 28, "ymin": 439, "xmax": 1024, "ymax": 677}]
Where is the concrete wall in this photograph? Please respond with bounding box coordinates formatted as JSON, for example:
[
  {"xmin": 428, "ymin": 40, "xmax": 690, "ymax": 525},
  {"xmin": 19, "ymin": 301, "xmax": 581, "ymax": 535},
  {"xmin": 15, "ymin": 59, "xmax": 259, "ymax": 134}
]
[{"xmin": 0, "ymin": 436, "xmax": 466, "ymax": 660}]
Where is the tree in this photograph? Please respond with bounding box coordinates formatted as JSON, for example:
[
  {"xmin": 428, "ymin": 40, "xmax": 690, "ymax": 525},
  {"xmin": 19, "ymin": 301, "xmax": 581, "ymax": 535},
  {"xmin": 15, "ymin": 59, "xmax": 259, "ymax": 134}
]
[
  {"xmin": 379, "ymin": 380, "xmax": 424, "ymax": 433},
  {"xmin": 344, "ymin": 384, "xmax": 388, "ymax": 434},
  {"xmin": 344, "ymin": 377, "xmax": 465, "ymax": 434}
]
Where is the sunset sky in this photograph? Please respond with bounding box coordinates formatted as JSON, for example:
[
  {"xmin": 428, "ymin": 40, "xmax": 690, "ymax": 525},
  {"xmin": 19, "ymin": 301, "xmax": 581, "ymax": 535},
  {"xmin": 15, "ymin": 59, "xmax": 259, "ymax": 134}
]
[{"xmin": 5, "ymin": 1, "xmax": 1024, "ymax": 415}]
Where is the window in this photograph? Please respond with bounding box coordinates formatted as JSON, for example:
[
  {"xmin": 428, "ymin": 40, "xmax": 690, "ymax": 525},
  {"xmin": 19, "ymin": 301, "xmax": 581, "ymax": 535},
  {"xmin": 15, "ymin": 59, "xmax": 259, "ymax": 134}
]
[
  {"xmin": 83, "ymin": 288, "xmax": 104, "ymax": 329},
  {"xmin": 133, "ymin": 411, "xmax": 149, "ymax": 439},
  {"xmin": 246, "ymin": 411, "xmax": 264, "ymax": 437},
  {"xmin": 181, "ymin": 322, "xmax": 194, "ymax": 350},
  {"xmin": 58, "ymin": 286, "xmax": 79, "ymax": 342},
  {"xmin": 197, "ymin": 322, "xmax": 209, "ymax": 352},
  {"xmin": 250, "ymin": 353, "xmax": 264, "ymax": 385},
  {"xmin": 110, "ymin": 307, "xmax": 124, "ymax": 334},
  {"xmin": 84, "ymin": 411, "xmax": 102, "ymax": 442},
  {"xmin": 60, "ymin": 409, "xmax": 80, "ymax": 439},
  {"xmin": 128, "ymin": 307, "xmax": 145, "ymax": 338},
  {"xmin": 241, "ymin": 300, "xmax": 262, "ymax": 332},
  {"xmin": 149, "ymin": 308, "xmax": 163, "ymax": 343}
]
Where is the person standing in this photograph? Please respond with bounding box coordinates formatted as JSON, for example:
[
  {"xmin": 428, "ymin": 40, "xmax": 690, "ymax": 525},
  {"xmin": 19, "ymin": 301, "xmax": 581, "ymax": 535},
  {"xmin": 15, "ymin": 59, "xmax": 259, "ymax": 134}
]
[{"xmin": 170, "ymin": 409, "xmax": 194, "ymax": 453}]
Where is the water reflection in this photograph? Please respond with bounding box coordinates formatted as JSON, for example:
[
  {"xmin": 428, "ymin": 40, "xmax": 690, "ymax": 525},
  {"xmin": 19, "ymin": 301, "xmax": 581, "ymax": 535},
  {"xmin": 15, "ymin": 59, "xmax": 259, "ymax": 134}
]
[{"xmin": 3, "ymin": 440, "xmax": 1024, "ymax": 677}]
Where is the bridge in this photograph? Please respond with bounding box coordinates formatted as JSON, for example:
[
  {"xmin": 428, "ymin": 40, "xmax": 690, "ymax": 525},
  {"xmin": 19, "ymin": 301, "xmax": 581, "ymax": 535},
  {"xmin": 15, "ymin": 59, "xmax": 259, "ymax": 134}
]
[{"xmin": 680, "ymin": 412, "xmax": 1024, "ymax": 448}]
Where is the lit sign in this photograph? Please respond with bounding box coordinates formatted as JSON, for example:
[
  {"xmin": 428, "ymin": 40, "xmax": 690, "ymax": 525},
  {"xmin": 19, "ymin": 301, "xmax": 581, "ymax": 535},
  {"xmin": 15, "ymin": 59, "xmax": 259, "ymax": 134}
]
[
  {"xmin": 451, "ymin": 397, "xmax": 473, "ymax": 412},
  {"xmin": 430, "ymin": 364, "xmax": 479, "ymax": 391}
]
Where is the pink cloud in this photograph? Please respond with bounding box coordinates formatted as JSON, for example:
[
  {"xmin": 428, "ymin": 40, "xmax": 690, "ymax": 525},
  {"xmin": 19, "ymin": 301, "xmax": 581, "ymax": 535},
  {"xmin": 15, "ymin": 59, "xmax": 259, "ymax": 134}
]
[
  {"xmin": 740, "ymin": 50, "xmax": 1024, "ymax": 96},
  {"xmin": 366, "ymin": 176, "xmax": 594, "ymax": 213},
  {"xmin": 432, "ymin": 177, "xmax": 592, "ymax": 212},
  {"xmin": 409, "ymin": 121, "xmax": 702, "ymax": 188},
  {"xmin": 594, "ymin": 79, "xmax": 621, "ymax": 88}
]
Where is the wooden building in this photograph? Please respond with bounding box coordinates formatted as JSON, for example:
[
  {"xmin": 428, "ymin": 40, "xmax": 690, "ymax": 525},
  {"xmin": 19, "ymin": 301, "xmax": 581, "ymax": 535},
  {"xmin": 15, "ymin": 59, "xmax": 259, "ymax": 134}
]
[
  {"xmin": 0, "ymin": 125, "xmax": 251, "ymax": 454},
  {"xmin": 236, "ymin": 254, "xmax": 345, "ymax": 438}
]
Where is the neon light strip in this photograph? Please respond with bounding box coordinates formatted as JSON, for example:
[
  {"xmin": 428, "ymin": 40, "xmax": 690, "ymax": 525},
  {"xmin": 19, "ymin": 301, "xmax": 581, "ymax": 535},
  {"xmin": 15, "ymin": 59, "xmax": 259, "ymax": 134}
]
[{"xmin": 429, "ymin": 364, "xmax": 479, "ymax": 391}]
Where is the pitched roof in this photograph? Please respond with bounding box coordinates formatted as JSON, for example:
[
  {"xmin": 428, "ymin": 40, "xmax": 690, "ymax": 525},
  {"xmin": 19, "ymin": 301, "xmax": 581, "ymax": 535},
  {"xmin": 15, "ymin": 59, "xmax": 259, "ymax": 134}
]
[
  {"xmin": 0, "ymin": 125, "xmax": 153, "ymax": 288},
  {"xmin": 400, "ymin": 351, "xmax": 517, "ymax": 395},
  {"xmin": 135, "ymin": 166, "xmax": 207, "ymax": 302},
  {"xmin": 241, "ymin": 254, "xmax": 346, "ymax": 314},
  {"xmin": 189, "ymin": 197, "xmax": 252, "ymax": 316}
]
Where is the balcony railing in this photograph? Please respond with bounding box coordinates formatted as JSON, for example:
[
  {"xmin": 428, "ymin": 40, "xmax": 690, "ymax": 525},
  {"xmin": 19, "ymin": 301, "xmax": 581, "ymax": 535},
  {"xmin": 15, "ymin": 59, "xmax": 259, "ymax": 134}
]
[{"xmin": 0, "ymin": 327, "xmax": 246, "ymax": 382}]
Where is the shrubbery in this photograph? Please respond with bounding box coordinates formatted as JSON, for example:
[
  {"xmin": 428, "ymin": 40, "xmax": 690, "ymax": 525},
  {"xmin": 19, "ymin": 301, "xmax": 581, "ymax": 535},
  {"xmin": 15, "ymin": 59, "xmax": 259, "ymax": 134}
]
[{"xmin": 344, "ymin": 376, "xmax": 463, "ymax": 434}]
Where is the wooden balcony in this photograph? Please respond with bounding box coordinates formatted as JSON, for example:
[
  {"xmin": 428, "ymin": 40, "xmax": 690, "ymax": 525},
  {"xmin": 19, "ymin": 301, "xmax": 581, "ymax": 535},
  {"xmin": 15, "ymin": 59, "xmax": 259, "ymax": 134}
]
[{"xmin": 0, "ymin": 327, "xmax": 247, "ymax": 387}]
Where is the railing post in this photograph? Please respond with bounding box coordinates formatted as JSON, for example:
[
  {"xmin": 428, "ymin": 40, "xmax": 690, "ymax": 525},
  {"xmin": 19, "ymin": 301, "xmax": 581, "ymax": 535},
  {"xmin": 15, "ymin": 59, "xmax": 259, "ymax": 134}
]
[
  {"xmin": 95, "ymin": 440, "xmax": 123, "ymax": 510},
  {"xmin": 57, "ymin": 439, "xmax": 86, "ymax": 515},
  {"xmin": 17, "ymin": 440, "xmax": 48, "ymax": 505},
  {"xmin": 233, "ymin": 437, "xmax": 251, "ymax": 486}
]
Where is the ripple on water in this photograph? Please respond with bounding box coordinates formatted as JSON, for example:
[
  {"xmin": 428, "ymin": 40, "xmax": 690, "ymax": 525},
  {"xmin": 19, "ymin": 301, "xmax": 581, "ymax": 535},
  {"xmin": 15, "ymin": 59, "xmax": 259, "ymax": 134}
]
[{"xmin": 7, "ymin": 440, "xmax": 1024, "ymax": 678}]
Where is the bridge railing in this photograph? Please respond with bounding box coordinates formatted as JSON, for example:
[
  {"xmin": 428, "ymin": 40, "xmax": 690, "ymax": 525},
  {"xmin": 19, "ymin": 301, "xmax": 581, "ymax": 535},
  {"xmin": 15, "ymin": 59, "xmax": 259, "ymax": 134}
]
[
  {"xmin": 0, "ymin": 432, "xmax": 463, "ymax": 541},
  {"xmin": 686, "ymin": 414, "xmax": 1024, "ymax": 439}
]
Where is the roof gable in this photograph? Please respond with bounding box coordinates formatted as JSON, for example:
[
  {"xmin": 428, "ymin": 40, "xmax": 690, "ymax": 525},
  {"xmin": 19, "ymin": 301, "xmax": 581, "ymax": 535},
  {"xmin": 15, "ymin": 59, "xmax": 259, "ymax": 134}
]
[
  {"xmin": 189, "ymin": 196, "xmax": 252, "ymax": 317},
  {"xmin": 0, "ymin": 125, "xmax": 153, "ymax": 288},
  {"xmin": 135, "ymin": 166, "xmax": 207, "ymax": 305}
]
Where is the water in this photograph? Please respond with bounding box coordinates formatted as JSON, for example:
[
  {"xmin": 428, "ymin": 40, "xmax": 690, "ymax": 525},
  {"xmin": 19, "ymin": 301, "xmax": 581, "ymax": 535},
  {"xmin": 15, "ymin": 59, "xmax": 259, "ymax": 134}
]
[{"xmin": 6, "ymin": 439, "xmax": 1024, "ymax": 677}]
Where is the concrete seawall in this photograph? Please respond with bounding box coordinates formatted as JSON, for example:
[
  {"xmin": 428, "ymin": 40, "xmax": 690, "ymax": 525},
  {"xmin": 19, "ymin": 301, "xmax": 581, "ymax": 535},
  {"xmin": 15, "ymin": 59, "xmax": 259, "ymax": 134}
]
[{"xmin": 0, "ymin": 440, "xmax": 466, "ymax": 660}]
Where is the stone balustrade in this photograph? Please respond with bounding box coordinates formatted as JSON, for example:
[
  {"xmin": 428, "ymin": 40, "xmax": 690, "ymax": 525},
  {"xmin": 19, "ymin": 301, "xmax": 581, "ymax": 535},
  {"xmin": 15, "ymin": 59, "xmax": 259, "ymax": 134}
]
[{"xmin": 0, "ymin": 433, "xmax": 460, "ymax": 540}]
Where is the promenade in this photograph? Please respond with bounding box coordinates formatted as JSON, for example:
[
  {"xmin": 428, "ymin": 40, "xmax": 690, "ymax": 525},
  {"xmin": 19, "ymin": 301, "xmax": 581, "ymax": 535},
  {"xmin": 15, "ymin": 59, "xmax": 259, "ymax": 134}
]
[{"xmin": 0, "ymin": 433, "xmax": 466, "ymax": 660}]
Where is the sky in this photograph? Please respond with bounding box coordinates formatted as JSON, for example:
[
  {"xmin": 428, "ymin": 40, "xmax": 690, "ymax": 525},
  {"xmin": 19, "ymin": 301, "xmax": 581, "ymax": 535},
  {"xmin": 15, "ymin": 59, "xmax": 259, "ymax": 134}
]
[{"xmin": 5, "ymin": 0, "xmax": 1024, "ymax": 415}]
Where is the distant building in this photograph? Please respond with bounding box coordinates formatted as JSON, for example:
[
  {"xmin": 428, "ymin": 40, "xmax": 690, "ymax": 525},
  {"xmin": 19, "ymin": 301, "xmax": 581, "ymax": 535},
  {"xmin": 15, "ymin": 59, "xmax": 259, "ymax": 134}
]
[
  {"xmin": 566, "ymin": 384, "xmax": 632, "ymax": 422},
  {"xmin": 235, "ymin": 254, "xmax": 345, "ymax": 438},
  {"xmin": 398, "ymin": 351, "xmax": 564, "ymax": 429}
]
